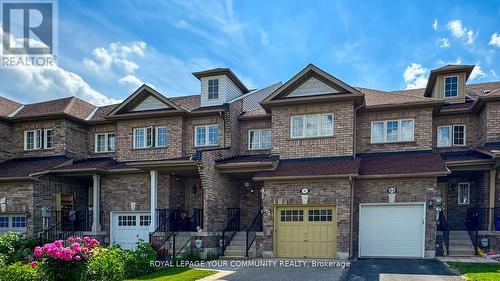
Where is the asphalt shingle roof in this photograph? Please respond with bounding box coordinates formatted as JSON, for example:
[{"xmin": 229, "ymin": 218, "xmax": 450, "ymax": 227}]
[{"xmin": 0, "ymin": 156, "xmax": 69, "ymax": 178}]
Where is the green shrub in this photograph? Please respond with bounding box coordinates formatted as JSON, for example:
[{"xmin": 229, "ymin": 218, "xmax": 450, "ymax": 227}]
[
  {"xmin": 84, "ymin": 246, "xmax": 127, "ymax": 281},
  {"xmin": 179, "ymin": 248, "xmax": 202, "ymax": 262},
  {"xmin": 123, "ymin": 240, "xmax": 157, "ymax": 278},
  {"xmin": 205, "ymin": 250, "xmax": 219, "ymax": 261},
  {"xmin": 0, "ymin": 261, "xmax": 43, "ymax": 281},
  {"xmin": 0, "ymin": 232, "xmax": 39, "ymax": 265}
]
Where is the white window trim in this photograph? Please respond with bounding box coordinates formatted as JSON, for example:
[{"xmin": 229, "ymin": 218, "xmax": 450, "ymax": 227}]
[
  {"xmin": 133, "ymin": 128, "xmax": 147, "ymax": 149},
  {"xmin": 290, "ymin": 113, "xmax": 334, "ymax": 139},
  {"xmin": 208, "ymin": 79, "xmax": 219, "ymax": 100},
  {"xmin": 437, "ymin": 125, "xmax": 452, "ymax": 148},
  {"xmin": 43, "ymin": 129, "xmax": 54, "ymax": 149},
  {"xmin": 437, "ymin": 125, "xmax": 466, "ymax": 147},
  {"xmin": 155, "ymin": 126, "xmax": 168, "ymax": 147},
  {"xmin": 23, "ymin": 129, "xmax": 42, "ymax": 151},
  {"xmin": 370, "ymin": 119, "xmax": 415, "ymax": 144},
  {"xmin": 94, "ymin": 132, "xmax": 115, "ymax": 153},
  {"xmin": 444, "ymin": 75, "xmax": 459, "ymax": 98},
  {"xmin": 194, "ymin": 124, "xmax": 219, "ymax": 147},
  {"xmin": 248, "ymin": 129, "xmax": 272, "ymax": 150},
  {"xmin": 452, "ymin": 124, "xmax": 466, "ymax": 147},
  {"xmin": 457, "ymin": 183, "xmax": 470, "ymax": 205}
]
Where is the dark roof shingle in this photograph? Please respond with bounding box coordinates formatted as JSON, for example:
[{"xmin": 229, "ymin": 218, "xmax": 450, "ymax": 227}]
[
  {"xmin": 0, "ymin": 156, "xmax": 69, "ymax": 178},
  {"xmin": 15, "ymin": 97, "xmax": 96, "ymax": 120},
  {"xmin": 0, "ymin": 96, "xmax": 22, "ymax": 117},
  {"xmin": 255, "ymin": 157, "xmax": 360, "ymax": 178},
  {"xmin": 359, "ymin": 152, "xmax": 447, "ymax": 175}
]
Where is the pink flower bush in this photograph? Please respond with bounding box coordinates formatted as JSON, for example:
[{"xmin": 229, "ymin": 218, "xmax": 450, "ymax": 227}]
[{"xmin": 33, "ymin": 236, "xmax": 100, "ymax": 263}]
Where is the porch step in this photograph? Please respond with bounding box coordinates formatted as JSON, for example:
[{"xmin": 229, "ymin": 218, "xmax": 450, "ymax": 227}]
[
  {"xmin": 223, "ymin": 232, "xmax": 255, "ymax": 258},
  {"xmin": 447, "ymin": 231, "xmax": 476, "ymax": 257}
]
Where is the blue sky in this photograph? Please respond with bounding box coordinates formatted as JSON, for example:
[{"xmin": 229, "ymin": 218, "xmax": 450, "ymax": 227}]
[{"xmin": 1, "ymin": 0, "xmax": 500, "ymax": 105}]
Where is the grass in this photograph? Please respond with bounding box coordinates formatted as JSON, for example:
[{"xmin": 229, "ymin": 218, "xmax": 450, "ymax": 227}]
[
  {"xmin": 447, "ymin": 262, "xmax": 500, "ymax": 281},
  {"xmin": 124, "ymin": 267, "xmax": 217, "ymax": 281}
]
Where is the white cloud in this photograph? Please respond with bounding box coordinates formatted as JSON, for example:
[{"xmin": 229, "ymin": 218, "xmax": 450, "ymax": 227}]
[
  {"xmin": 489, "ymin": 33, "xmax": 500, "ymax": 48},
  {"xmin": 437, "ymin": 38, "xmax": 450, "ymax": 48},
  {"xmin": 260, "ymin": 31, "xmax": 269, "ymax": 46},
  {"xmin": 84, "ymin": 41, "xmax": 146, "ymax": 73},
  {"xmin": 491, "ymin": 70, "xmax": 497, "ymax": 78},
  {"xmin": 0, "ymin": 26, "xmax": 119, "ymax": 106},
  {"xmin": 403, "ymin": 63, "xmax": 428, "ymax": 89},
  {"xmin": 0, "ymin": 67, "xmax": 121, "ymax": 105},
  {"xmin": 118, "ymin": 74, "xmax": 145, "ymax": 89},
  {"xmin": 447, "ymin": 20, "xmax": 475, "ymax": 45},
  {"xmin": 470, "ymin": 65, "xmax": 486, "ymax": 80},
  {"xmin": 432, "ymin": 19, "xmax": 438, "ymax": 30}
]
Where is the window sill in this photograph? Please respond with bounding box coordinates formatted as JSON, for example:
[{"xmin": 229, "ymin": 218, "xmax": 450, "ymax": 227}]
[
  {"xmin": 132, "ymin": 146, "xmax": 169, "ymax": 151},
  {"xmin": 248, "ymin": 148, "xmax": 272, "ymax": 151},
  {"xmin": 289, "ymin": 135, "xmax": 334, "ymax": 141},
  {"xmin": 24, "ymin": 148, "xmax": 54, "ymax": 151},
  {"xmin": 95, "ymin": 151, "xmax": 115, "ymax": 154},
  {"xmin": 370, "ymin": 141, "xmax": 416, "ymax": 145}
]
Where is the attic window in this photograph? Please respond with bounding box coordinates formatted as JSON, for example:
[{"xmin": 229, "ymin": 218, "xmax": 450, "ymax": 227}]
[
  {"xmin": 444, "ymin": 76, "xmax": 458, "ymax": 98},
  {"xmin": 208, "ymin": 79, "xmax": 219, "ymax": 100}
]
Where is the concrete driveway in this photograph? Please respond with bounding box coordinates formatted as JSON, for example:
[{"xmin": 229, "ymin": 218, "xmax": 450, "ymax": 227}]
[{"xmin": 196, "ymin": 258, "xmax": 463, "ymax": 281}]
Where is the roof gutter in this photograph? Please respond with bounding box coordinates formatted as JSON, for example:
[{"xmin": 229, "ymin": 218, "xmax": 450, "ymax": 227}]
[
  {"xmin": 357, "ymin": 170, "xmax": 450, "ymax": 179},
  {"xmin": 253, "ymin": 173, "xmax": 359, "ymax": 182}
]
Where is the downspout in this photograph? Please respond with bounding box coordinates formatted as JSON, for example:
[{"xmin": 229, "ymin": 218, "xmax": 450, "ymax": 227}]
[
  {"xmin": 350, "ymin": 101, "xmax": 364, "ymax": 259},
  {"xmin": 349, "ymin": 176, "xmax": 354, "ymax": 259},
  {"xmin": 220, "ymin": 111, "xmax": 226, "ymax": 147}
]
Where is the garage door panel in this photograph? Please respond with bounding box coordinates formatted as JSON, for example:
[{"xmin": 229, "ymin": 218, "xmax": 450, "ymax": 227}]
[
  {"xmin": 276, "ymin": 206, "xmax": 336, "ymax": 258},
  {"xmin": 111, "ymin": 212, "xmax": 150, "ymax": 250},
  {"xmin": 359, "ymin": 204, "xmax": 424, "ymax": 258}
]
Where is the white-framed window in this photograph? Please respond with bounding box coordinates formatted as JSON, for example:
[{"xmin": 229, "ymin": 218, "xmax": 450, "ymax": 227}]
[
  {"xmin": 437, "ymin": 125, "xmax": 466, "ymax": 147},
  {"xmin": 11, "ymin": 216, "xmax": 26, "ymax": 228},
  {"xmin": 95, "ymin": 133, "xmax": 115, "ymax": 153},
  {"xmin": 370, "ymin": 119, "xmax": 414, "ymax": 143},
  {"xmin": 290, "ymin": 113, "xmax": 334, "ymax": 139},
  {"xmin": 139, "ymin": 215, "xmax": 151, "ymax": 226},
  {"xmin": 248, "ymin": 129, "xmax": 272, "ymax": 150},
  {"xmin": 24, "ymin": 129, "xmax": 42, "ymax": 150},
  {"xmin": 458, "ymin": 183, "xmax": 470, "ymax": 205},
  {"xmin": 208, "ymin": 79, "xmax": 219, "ymax": 100},
  {"xmin": 118, "ymin": 215, "xmax": 136, "ymax": 226},
  {"xmin": 133, "ymin": 127, "xmax": 153, "ymax": 149},
  {"xmin": 155, "ymin": 126, "xmax": 168, "ymax": 147},
  {"xmin": 44, "ymin": 129, "xmax": 54, "ymax": 149},
  {"xmin": 444, "ymin": 76, "xmax": 458, "ymax": 98},
  {"xmin": 0, "ymin": 217, "xmax": 8, "ymax": 228},
  {"xmin": 195, "ymin": 124, "xmax": 219, "ymax": 147}
]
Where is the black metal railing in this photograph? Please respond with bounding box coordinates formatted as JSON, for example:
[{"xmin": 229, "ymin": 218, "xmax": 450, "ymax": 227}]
[
  {"xmin": 149, "ymin": 210, "xmax": 176, "ymax": 249},
  {"xmin": 466, "ymin": 207, "xmax": 487, "ymax": 255},
  {"xmin": 40, "ymin": 210, "xmax": 94, "ymax": 242},
  {"xmin": 192, "ymin": 208, "xmax": 204, "ymax": 230},
  {"xmin": 246, "ymin": 210, "xmax": 262, "ymax": 257},
  {"xmin": 167, "ymin": 208, "xmax": 204, "ymax": 232},
  {"xmin": 221, "ymin": 208, "xmax": 240, "ymax": 254},
  {"xmin": 437, "ymin": 209, "xmax": 450, "ymax": 256}
]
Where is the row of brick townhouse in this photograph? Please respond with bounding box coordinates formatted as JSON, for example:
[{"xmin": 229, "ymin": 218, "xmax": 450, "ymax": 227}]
[{"xmin": 0, "ymin": 64, "xmax": 499, "ymax": 259}]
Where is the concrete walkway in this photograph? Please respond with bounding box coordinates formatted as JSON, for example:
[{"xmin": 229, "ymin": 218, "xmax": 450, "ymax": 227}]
[{"xmin": 437, "ymin": 256, "xmax": 499, "ymax": 263}]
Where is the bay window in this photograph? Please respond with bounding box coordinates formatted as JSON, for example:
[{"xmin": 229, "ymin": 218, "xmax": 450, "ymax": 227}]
[
  {"xmin": 291, "ymin": 113, "xmax": 334, "ymax": 139},
  {"xmin": 370, "ymin": 119, "xmax": 414, "ymax": 143},
  {"xmin": 249, "ymin": 129, "xmax": 272, "ymax": 150}
]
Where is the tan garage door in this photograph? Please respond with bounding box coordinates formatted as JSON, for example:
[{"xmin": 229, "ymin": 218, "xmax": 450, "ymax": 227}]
[{"xmin": 276, "ymin": 205, "xmax": 336, "ymax": 258}]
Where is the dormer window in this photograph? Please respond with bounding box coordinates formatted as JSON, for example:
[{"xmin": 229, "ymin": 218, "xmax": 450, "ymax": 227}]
[
  {"xmin": 208, "ymin": 79, "xmax": 219, "ymax": 100},
  {"xmin": 444, "ymin": 76, "xmax": 458, "ymax": 98}
]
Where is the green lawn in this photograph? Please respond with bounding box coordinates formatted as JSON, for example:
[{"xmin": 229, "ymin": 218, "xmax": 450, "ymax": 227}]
[
  {"xmin": 447, "ymin": 262, "xmax": 500, "ymax": 281},
  {"xmin": 124, "ymin": 267, "xmax": 217, "ymax": 281}
]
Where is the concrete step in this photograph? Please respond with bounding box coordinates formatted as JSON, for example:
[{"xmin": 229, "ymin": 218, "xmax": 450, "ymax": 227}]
[
  {"xmin": 220, "ymin": 255, "xmax": 249, "ymax": 260},
  {"xmin": 226, "ymin": 245, "xmax": 246, "ymax": 251}
]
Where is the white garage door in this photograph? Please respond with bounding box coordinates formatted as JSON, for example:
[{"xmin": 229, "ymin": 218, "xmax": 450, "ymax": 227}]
[
  {"xmin": 111, "ymin": 212, "xmax": 151, "ymax": 250},
  {"xmin": 359, "ymin": 204, "xmax": 425, "ymax": 258}
]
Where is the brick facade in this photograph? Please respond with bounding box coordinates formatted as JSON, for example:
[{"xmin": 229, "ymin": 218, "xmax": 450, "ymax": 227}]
[
  {"xmin": 271, "ymin": 101, "xmax": 354, "ymax": 159},
  {"xmin": 356, "ymin": 108, "xmax": 433, "ymax": 153},
  {"xmin": 0, "ymin": 121, "xmax": 13, "ymax": 162},
  {"xmin": 238, "ymin": 118, "xmax": 272, "ymax": 154},
  {"xmin": 260, "ymin": 179, "xmax": 352, "ymax": 258},
  {"xmin": 0, "ymin": 181, "xmax": 34, "ymax": 233},
  {"xmin": 433, "ymin": 113, "xmax": 479, "ymax": 151}
]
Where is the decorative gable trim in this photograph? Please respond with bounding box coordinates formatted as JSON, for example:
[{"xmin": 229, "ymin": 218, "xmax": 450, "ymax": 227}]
[
  {"xmin": 131, "ymin": 96, "xmax": 169, "ymax": 111},
  {"xmin": 261, "ymin": 64, "xmax": 363, "ymax": 109},
  {"xmin": 287, "ymin": 77, "xmax": 338, "ymax": 97},
  {"xmin": 107, "ymin": 84, "xmax": 186, "ymax": 118}
]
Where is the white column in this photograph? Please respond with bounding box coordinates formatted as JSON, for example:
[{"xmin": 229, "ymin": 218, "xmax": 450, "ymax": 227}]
[
  {"xmin": 91, "ymin": 174, "xmax": 101, "ymax": 233},
  {"xmin": 150, "ymin": 170, "xmax": 158, "ymax": 232}
]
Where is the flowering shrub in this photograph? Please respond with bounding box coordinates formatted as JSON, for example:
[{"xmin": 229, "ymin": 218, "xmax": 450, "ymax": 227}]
[{"xmin": 33, "ymin": 236, "xmax": 100, "ymax": 281}]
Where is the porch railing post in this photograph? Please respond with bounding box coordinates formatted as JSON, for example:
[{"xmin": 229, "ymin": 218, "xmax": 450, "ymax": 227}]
[
  {"xmin": 91, "ymin": 174, "xmax": 101, "ymax": 234},
  {"xmin": 488, "ymin": 170, "xmax": 496, "ymax": 231},
  {"xmin": 150, "ymin": 170, "xmax": 158, "ymax": 233}
]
